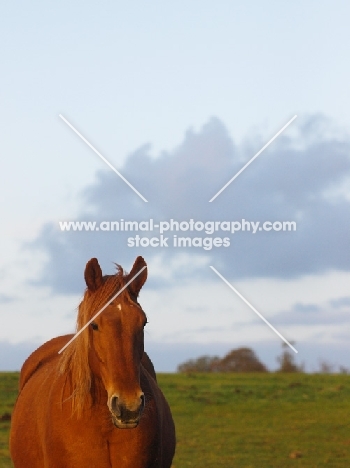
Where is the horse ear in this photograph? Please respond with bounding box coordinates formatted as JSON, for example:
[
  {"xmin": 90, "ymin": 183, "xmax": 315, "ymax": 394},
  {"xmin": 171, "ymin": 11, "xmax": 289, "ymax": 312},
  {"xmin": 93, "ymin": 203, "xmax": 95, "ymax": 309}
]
[
  {"xmin": 126, "ymin": 256, "xmax": 147, "ymax": 297},
  {"xmin": 84, "ymin": 258, "xmax": 103, "ymax": 292}
]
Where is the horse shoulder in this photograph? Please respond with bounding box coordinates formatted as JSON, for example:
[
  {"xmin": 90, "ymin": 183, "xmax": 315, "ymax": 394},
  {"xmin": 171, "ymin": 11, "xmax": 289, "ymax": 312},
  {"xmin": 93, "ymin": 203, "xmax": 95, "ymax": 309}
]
[{"xmin": 19, "ymin": 334, "xmax": 73, "ymax": 391}]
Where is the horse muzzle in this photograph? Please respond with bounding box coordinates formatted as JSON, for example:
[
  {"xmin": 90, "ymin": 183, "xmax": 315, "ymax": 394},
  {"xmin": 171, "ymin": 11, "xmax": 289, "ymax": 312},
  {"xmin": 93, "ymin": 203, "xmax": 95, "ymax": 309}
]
[{"xmin": 108, "ymin": 393, "xmax": 145, "ymax": 429}]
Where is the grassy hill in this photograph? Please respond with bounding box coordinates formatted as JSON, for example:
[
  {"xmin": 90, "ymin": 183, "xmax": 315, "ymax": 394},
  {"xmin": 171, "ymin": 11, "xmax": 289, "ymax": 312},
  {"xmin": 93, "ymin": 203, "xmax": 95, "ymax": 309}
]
[{"xmin": 2, "ymin": 372, "xmax": 350, "ymax": 467}]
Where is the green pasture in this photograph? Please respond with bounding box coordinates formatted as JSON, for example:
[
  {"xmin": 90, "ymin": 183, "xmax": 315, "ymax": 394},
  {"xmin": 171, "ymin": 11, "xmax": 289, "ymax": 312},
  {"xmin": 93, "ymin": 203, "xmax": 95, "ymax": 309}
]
[{"xmin": 1, "ymin": 372, "xmax": 350, "ymax": 467}]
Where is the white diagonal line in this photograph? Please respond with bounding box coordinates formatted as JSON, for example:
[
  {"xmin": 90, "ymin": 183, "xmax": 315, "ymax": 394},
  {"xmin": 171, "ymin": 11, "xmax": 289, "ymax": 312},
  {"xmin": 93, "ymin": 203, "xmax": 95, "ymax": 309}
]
[
  {"xmin": 209, "ymin": 115, "xmax": 297, "ymax": 202},
  {"xmin": 59, "ymin": 114, "xmax": 148, "ymax": 202},
  {"xmin": 58, "ymin": 266, "xmax": 147, "ymax": 354},
  {"xmin": 210, "ymin": 266, "xmax": 298, "ymax": 353}
]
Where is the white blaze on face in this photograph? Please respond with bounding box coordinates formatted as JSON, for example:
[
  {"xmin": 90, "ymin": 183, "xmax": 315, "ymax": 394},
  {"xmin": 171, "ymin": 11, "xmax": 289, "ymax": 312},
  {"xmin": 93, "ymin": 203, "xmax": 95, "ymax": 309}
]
[{"xmin": 117, "ymin": 304, "xmax": 122, "ymax": 311}]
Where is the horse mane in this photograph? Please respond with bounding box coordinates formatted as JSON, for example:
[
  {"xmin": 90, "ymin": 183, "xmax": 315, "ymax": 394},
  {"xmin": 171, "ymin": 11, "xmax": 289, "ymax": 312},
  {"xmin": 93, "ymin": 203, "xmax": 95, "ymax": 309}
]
[{"xmin": 59, "ymin": 265, "xmax": 125, "ymax": 417}]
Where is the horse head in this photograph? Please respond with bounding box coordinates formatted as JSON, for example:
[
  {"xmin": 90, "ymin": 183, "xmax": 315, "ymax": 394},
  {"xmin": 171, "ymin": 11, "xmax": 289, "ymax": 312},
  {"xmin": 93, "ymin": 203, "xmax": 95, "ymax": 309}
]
[{"xmin": 82, "ymin": 256, "xmax": 148, "ymax": 429}]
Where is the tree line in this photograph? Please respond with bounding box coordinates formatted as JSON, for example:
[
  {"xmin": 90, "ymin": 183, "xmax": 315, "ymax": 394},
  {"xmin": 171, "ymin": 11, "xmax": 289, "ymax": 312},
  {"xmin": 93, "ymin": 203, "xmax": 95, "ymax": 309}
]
[{"xmin": 177, "ymin": 343, "xmax": 347, "ymax": 373}]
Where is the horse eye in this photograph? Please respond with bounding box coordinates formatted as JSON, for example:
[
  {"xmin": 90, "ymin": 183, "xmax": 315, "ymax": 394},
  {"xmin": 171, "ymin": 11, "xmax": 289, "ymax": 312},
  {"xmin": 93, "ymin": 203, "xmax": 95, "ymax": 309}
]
[{"xmin": 90, "ymin": 322, "xmax": 98, "ymax": 331}]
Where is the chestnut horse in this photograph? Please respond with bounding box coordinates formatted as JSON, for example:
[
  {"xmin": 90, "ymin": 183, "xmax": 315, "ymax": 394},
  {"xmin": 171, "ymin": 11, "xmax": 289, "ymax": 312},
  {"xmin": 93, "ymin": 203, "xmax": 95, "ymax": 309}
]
[{"xmin": 10, "ymin": 256, "xmax": 175, "ymax": 467}]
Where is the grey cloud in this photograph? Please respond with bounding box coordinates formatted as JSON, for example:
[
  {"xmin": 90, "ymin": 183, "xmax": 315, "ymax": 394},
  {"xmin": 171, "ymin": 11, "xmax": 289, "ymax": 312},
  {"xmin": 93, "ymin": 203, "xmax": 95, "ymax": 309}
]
[
  {"xmin": 0, "ymin": 293, "xmax": 15, "ymax": 304},
  {"xmin": 329, "ymin": 296, "xmax": 350, "ymax": 308},
  {"xmin": 30, "ymin": 114, "xmax": 350, "ymax": 293},
  {"xmin": 275, "ymin": 298, "xmax": 350, "ymax": 326}
]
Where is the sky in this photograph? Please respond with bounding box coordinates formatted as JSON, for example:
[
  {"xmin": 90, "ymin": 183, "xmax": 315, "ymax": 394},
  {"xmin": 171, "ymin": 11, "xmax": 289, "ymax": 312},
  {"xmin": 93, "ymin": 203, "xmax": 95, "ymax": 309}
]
[{"xmin": 1, "ymin": 1, "xmax": 350, "ymax": 372}]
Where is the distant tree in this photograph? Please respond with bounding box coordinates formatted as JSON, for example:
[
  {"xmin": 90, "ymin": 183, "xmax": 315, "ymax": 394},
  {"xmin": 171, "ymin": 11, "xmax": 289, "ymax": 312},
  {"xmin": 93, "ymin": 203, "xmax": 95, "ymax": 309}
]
[
  {"xmin": 318, "ymin": 360, "xmax": 334, "ymax": 374},
  {"xmin": 177, "ymin": 348, "xmax": 268, "ymax": 373},
  {"xmin": 213, "ymin": 347, "xmax": 268, "ymax": 372},
  {"xmin": 276, "ymin": 342, "xmax": 303, "ymax": 373},
  {"xmin": 177, "ymin": 355, "xmax": 221, "ymax": 373}
]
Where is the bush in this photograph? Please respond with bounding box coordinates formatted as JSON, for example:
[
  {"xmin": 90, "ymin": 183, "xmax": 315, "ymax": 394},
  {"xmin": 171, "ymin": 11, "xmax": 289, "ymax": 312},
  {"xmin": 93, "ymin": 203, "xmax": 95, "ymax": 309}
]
[
  {"xmin": 177, "ymin": 347, "xmax": 268, "ymax": 373},
  {"xmin": 276, "ymin": 342, "xmax": 304, "ymax": 373},
  {"xmin": 177, "ymin": 355, "xmax": 221, "ymax": 373},
  {"xmin": 213, "ymin": 347, "xmax": 268, "ymax": 372}
]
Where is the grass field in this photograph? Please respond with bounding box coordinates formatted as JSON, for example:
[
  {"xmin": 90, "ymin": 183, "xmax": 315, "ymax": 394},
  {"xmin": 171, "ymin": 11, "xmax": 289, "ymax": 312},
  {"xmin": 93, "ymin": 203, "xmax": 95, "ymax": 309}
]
[
  {"xmin": 1, "ymin": 372, "xmax": 350, "ymax": 467},
  {"xmin": 0, "ymin": 373, "xmax": 18, "ymax": 468}
]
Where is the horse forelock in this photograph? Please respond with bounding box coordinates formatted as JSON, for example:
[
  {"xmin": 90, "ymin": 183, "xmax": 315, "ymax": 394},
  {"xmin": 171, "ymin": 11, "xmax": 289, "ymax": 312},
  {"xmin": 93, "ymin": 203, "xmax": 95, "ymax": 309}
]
[
  {"xmin": 81, "ymin": 273, "xmax": 124, "ymax": 322},
  {"xmin": 59, "ymin": 266, "xmax": 128, "ymax": 417}
]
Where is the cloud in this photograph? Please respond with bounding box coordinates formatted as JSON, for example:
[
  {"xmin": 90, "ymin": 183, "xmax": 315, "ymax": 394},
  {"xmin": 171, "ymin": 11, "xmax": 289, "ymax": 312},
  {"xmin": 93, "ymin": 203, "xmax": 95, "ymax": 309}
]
[
  {"xmin": 30, "ymin": 114, "xmax": 350, "ymax": 294},
  {"xmin": 275, "ymin": 297, "xmax": 350, "ymax": 326},
  {"xmin": 329, "ymin": 296, "xmax": 350, "ymax": 308},
  {"xmin": 0, "ymin": 293, "xmax": 14, "ymax": 304}
]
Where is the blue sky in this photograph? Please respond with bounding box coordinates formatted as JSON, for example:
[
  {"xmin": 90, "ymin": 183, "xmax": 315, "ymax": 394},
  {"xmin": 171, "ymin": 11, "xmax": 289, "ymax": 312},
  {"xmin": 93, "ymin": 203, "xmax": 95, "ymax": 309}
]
[{"xmin": 1, "ymin": 1, "xmax": 350, "ymax": 371}]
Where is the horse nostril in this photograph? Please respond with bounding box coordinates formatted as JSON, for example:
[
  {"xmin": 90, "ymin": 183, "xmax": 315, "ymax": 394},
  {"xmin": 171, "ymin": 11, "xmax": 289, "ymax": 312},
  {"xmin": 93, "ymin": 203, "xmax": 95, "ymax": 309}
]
[
  {"xmin": 140, "ymin": 393, "xmax": 145, "ymax": 410},
  {"xmin": 110, "ymin": 396, "xmax": 120, "ymax": 417}
]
